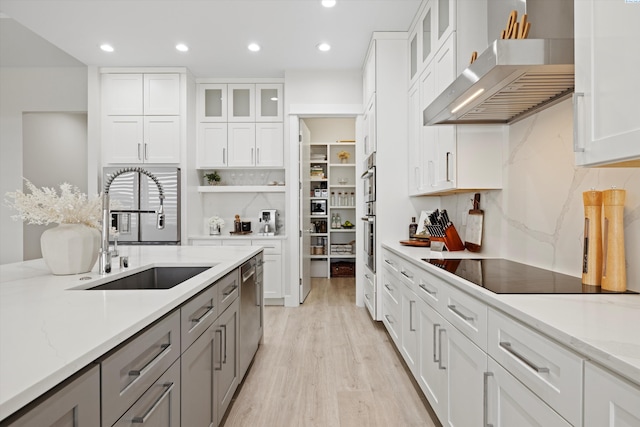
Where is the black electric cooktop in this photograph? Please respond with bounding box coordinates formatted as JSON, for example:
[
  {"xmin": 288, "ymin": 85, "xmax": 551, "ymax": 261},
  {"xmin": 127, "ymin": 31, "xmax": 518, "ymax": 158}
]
[{"xmin": 422, "ymin": 258, "xmax": 638, "ymax": 294}]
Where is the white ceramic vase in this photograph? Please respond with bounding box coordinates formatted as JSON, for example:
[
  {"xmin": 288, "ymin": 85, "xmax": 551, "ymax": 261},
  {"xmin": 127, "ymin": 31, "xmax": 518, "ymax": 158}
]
[{"xmin": 40, "ymin": 223, "xmax": 101, "ymax": 275}]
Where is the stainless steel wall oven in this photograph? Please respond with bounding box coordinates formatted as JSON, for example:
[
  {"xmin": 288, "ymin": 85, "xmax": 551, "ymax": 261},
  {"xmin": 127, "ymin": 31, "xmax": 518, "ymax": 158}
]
[{"xmin": 361, "ymin": 152, "xmax": 376, "ymax": 273}]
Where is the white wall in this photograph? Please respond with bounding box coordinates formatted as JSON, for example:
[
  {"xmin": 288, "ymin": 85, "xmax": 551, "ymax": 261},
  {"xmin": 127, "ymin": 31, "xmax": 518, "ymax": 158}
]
[
  {"xmin": 439, "ymin": 99, "xmax": 640, "ymax": 292},
  {"xmin": 285, "ymin": 70, "xmax": 362, "ymax": 108},
  {"xmin": 0, "ymin": 67, "xmax": 88, "ymax": 264}
]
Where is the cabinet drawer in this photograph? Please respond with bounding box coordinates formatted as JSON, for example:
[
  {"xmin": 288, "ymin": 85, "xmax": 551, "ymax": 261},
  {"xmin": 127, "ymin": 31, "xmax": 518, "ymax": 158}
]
[
  {"xmin": 397, "ymin": 259, "xmax": 417, "ymax": 290},
  {"xmin": 363, "ymin": 272, "xmax": 375, "ymax": 315},
  {"xmin": 382, "ymin": 290, "xmax": 401, "ymax": 345},
  {"xmin": 251, "ymin": 239, "xmax": 281, "ymax": 254},
  {"xmin": 487, "ymin": 358, "xmax": 571, "ymax": 427},
  {"xmin": 415, "ymin": 269, "xmax": 446, "ymax": 312},
  {"xmin": 217, "ymin": 269, "xmax": 240, "ymax": 315},
  {"xmin": 113, "ymin": 359, "xmax": 181, "ymax": 426},
  {"xmin": 221, "ymin": 239, "xmax": 251, "ymax": 247},
  {"xmin": 488, "ymin": 309, "xmax": 583, "ymax": 427},
  {"xmin": 101, "ymin": 311, "xmax": 180, "ymax": 427},
  {"xmin": 443, "ymin": 284, "xmax": 487, "ymax": 351},
  {"xmin": 381, "ymin": 269, "xmax": 401, "ymax": 306},
  {"xmin": 181, "ymin": 285, "xmax": 217, "ymax": 353},
  {"xmin": 190, "ymin": 239, "xmax": 222, "ymax": 246}
]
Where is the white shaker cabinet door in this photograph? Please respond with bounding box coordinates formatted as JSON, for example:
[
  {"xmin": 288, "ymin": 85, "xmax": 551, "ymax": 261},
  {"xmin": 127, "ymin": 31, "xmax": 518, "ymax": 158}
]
[
  {"xmin": 143, "ymin": 116, "xmax": 180, "ymax": 163},
  {"xmin": 584, "ymin": 361, "xmax": 640, "ymax": 427},
  {"xmin": 197, "ymin": 123, "xmax": 228, "ymax": 168},
  {"xmin": 143, "ymin": 74, "xmax": 180, "ymax": 115},
  {"xmin": 574, "ymin": 0, "xmax": 640, "ymax": 166},
  {"xmin": 228, "ymin": 84, "xmax": 255, "ymax": 122},
  {"xmin": 227, "ymin": 123, "xmax": 256, "ymax": 167},
  {"xmin": 255, "ymin": 123, "xmax": 283, "ymax": 167},
  {"xmin": 103, "ymin": 116, "xmax": 144, "ymax": 164},
  {"xmin": 102, "ymin": 74, "xmax": 143, "ymax": 115}
]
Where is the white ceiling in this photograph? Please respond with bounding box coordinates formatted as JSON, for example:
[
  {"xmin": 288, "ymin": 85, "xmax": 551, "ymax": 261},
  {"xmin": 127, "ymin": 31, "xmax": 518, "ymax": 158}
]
[{"xmin": 0, "ymin": 0, "xmax": 421, "ymax": 78}]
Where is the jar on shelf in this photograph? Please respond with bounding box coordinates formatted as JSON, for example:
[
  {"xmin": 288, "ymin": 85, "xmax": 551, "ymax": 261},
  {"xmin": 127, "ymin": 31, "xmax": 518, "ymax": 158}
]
[
  {"xmin": 337, "ymin": 192, "xmax": 343, "ymax": 206},
  {"xmin": 330, "ymin": 192, "xmax": 336, "ymax": 206},
  {"xmin": 350, "ymin": 192, "xmax": 355, "ymax": 206}
]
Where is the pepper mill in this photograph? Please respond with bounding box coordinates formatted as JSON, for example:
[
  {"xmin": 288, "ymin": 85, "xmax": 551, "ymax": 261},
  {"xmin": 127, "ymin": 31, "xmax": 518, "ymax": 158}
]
[
  {"xmin": 582, "ymin": 190, "xmax": 602, "ymax": 286},
  {"xmin": 601, "ymin": 188, "xmax": 626, "ymax": 292}
]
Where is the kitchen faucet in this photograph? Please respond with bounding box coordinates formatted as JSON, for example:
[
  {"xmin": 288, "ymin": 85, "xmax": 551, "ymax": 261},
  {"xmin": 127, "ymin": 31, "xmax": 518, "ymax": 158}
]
[{"xmin": 99, "ymin": 167, "xmax": 165, "ymax": 274}]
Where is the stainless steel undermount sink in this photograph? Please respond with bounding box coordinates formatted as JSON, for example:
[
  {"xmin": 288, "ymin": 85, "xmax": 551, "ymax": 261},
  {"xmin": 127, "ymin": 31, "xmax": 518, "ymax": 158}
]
[{"xmin": 87, "ymin": 266, "xmax": 211, "ymax": 290}]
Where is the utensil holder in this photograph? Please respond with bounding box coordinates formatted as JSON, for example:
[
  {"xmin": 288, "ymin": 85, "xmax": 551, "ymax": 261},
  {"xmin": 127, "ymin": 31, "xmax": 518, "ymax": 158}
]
[{"xmin": 430, "ymin": 225, "xmax": 465, "ymax": 251}]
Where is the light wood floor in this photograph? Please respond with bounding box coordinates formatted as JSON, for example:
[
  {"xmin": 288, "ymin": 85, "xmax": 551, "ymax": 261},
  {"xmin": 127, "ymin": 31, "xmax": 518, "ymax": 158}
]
[{"xmin": 222, "ymin": 277, "xmax": 439, "ymax": 427}]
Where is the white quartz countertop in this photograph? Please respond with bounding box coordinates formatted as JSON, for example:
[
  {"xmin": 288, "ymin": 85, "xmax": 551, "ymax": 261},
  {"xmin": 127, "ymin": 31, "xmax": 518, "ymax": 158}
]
[
  {"xmin": 382, "ymin": 242, "xmax": 640, "ymax": 385},
  {"xmin": 0, "ymin": 245, "xmax": 261, "ymax": 421}
]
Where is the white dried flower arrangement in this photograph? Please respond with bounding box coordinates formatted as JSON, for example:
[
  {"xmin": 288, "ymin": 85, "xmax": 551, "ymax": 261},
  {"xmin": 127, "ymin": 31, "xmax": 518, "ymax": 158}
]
[
  {"xmin": 208, "ymin": 216, "xmax": 225, "ymax": 228},
  {"xmin": 5, "ymin": 179, "xmax": 102, "ymax": 229}
]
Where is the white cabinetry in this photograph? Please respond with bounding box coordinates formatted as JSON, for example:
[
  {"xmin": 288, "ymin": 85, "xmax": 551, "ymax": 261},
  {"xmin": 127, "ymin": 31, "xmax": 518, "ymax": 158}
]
[
  {"xmin": 574, "ymin": 0, "xmax": 640, "ymax": 167},
  {"xmin": 196, "ymin": 82, "xmax": 284, "ymax": 168},
  {"xmin": 407, "ymin": 0, "xmax": 503, "ymax": 196},
  {"xmin": 584, "ymin": 361, "xmax": 640, "ymax": 427},
  {"xmin": 102, "ymin": 73, "xmax": 181, "ymax": 165},
  {"xmin": 4, "ymin": 366, "xmax": 100, "ymax": 427}
]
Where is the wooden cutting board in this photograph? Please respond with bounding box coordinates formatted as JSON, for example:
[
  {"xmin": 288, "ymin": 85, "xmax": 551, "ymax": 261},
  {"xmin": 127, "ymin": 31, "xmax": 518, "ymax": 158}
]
[
  {"xmin": 399, "ymin": 239, "xmax": 431, "ymax": 247},
  {"xmin": 465, "ymin": 193, "xmax": 484, "ymax": 252}
]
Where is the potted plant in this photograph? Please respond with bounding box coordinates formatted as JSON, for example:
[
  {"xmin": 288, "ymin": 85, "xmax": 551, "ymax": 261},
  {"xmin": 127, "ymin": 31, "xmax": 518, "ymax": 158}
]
[
  {"xmin": 5, "ymin": 179, "xmax": 103, "ymax": 275},
  {"xmin": 337, "ymin": 150, "xmax": 350, "ymax": 164},
  {"xmin": 204, "ymin": 171, "xmax": 222, "ymax": 185},
  {"xmin": 208, "ymin": 215, "xmax": 225, "ymax": 235}
]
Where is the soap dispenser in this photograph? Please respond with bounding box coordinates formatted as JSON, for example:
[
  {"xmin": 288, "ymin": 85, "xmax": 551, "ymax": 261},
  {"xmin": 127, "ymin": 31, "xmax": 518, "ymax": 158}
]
[
  {"xmin": 582, "ymin": 190, "xmax": 602, "ymax": 286},
  {"xmin": 602, "ymin": 188, "xmax": 626, "ymax": 292}
]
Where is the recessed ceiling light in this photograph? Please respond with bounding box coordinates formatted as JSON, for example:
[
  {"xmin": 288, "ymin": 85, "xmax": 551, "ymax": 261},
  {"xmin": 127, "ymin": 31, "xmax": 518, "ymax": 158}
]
[
  {"xmin": 270, "ymin": 97, "xmax": 278, "ymax": 101},
  {"xmin": 321, "ymin": 0, "xmax": 336, "ymax": 7},
  {"xmin": 100, "ymin": 44, "xmax": 114, "ymax": 53},
  {"xmin": 317, "ymin": 43, "xmax": 331, "ymax": 52},
  {"xmin": 248, "ymin": 43, "xmax": 261, "ymax": 52},
  {"xmin": 175, "ymin": 43, "xmax": 189, "ymax": 52}
]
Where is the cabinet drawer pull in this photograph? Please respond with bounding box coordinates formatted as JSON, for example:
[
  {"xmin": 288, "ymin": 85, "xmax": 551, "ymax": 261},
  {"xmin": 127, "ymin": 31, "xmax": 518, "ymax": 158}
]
[
  {"xmin": 190, "ymin": 305, "xmax": 214, "ymax": 324},
  {"xmin": 433, "ymin": 324, "xmax": 441, "ymax": 362},
  {"xmin": 128, "ymin": 343, "xmax": 171, "ymax": 377},
  {"xmin": 409, "ymin": 300, "xmax": 416, "ymax": 331},
  {"xmin": 215, "ymin": 329, "xmax": 223, "ymax": 371},
  {"xmin": 419, "ymin": 284, "xmax": 436, "ymax": 296},
  {"xmin": 484, "ymin": 372, "xmax": 494, "ymax": 427},
  {"xmin": 144, "ymin": 143, "xmax": 148, "ymax": 160},
  {"xmin": 384, "ymin": 314, "xmax": 394, "ymax": 324},
  {"xmin": 223, "ymin": 147, "xmax": 226, "ymax": 165},
  {"xmin": 221, "ymin": 324, "xmax": 228, "ymax": 364},
  {"xmin": 257, "ymin": 147, "xmax": 260, "ymax": 165},
  {"xmin": 384, "ymin": 283, "xmax": 393, "ymax": 292},
  {"xmin": 131, "ymin": 382, "xmax": 175, "ymax": 424},
  {"xmin": 445, "ymin": 152, "xmax": 451, "ymax": 182},
  {"xmin": 499, "ymin": 342, "xmax": 550, "ymax": 373},
  {"xmin": 401, "ymin": 270, "xmax": 413, "ymax": 280},
  {"xmin": 438, "ymin": 328, "xmax": 446, "ymax": 370},
  {"xmin": 242, "ymin": 268, "xmax": 255, "ymax": 282},
  {"xmin": 137, "ymin": 143, "xmax": 142, "ymax": 161},
  {"xmin": 222, "ymin": 284, "xmax": 238, "ymax": 297},
  {"xmin": 448, "ymin": 304, "xmax": 474, "ymax": 321},
  {"xmin": 384, "ymin": 258, "xmax": 394, "ymax": 266},
  {"xmin": 365, "ymin": 293, "xmax": 371, "ymax": 301}
]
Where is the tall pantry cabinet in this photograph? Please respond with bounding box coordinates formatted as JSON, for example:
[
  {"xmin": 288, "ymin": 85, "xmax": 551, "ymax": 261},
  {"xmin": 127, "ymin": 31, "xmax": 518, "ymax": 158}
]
[{"xmin": 361, "ymin": 32, "xmax": 414, "ymax": 321}]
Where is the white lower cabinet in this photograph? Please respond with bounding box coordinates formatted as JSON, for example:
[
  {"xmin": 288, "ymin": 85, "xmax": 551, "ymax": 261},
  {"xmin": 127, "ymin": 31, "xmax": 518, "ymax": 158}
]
[
  {"xmin": 380, "ymin": 248, "xmax": 638, "ymax": 427},
  {"xmin": 584, "ymin": 361, "xmax": 640, "ymax": 427},
  {"xmin": 4, "ymin": 366, "xmax": 100, "ymax": 427},
  {"xmin": 487, "ymin": 358, "xmax": 571, "ymax": 427},
  {"xmin": 363, "ymin": 270, "xmax": 376, "ymax": 319}
]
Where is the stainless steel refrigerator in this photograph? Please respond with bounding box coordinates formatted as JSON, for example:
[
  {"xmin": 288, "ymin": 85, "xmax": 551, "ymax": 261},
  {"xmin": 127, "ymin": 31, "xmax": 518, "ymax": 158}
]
[{"xmin": 103, "ymin": 167, "xmax": 181, "ymax": 244}]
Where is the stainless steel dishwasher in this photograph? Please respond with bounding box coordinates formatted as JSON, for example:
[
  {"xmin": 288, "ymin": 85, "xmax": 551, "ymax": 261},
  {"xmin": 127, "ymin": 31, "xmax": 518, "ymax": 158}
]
[{"xmin": 239, "ymin": 253, "xmax": 264, "ymax": 380}]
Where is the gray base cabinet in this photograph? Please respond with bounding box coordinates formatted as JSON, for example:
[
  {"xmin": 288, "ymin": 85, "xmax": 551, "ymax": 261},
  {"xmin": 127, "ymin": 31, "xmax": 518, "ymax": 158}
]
[{"xmin": 4, "ymin": 366, "xmax": 100, "ymax": 427}]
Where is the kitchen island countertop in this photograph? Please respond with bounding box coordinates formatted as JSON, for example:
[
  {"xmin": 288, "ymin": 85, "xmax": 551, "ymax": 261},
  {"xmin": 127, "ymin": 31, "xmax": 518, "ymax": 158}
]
[
  {"xmin": 383, "ymin": 241, "xmax": 640, "ymax": 386},
  {"xmin": 0, "ymin": 245, "xmax": 261, "ymax": 421}
]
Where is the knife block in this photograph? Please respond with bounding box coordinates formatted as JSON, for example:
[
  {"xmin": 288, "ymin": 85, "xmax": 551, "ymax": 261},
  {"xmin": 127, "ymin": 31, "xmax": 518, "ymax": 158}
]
[
  {"xmin": 602, "ymin": 189, "xmax": 626, "ymax": 292},
  {"xmin": 430, "ymin": 225, "xmax": 465, "ymax": 251}
]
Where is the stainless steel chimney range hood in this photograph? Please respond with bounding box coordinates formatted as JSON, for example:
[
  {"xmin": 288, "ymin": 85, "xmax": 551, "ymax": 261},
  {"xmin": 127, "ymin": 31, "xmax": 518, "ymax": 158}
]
[{"xmin": 423, "ymin": 0, "xmax": 574, "ymax": 126}]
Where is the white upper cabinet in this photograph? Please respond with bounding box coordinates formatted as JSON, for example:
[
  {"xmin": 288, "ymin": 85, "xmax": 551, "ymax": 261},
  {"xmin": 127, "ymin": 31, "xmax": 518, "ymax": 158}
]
[
  {"xmin": 102, "ymin": 73, "xmax": 179, "ymax": 116},
  {"xmin": 197, "ymin": 83, "xmax": 227, "ymax": 122},
  {"xmin": 574, "ymin": 0, "xmax": 640, "ymax": 167},
  {"xmin": 363, "ymin": 41, "xmax": 377, "ymax": 105},
  {"xmin": 255, "ymin": 84, "xmax": 283, "ymax": 122},
  {"xmin": 228, "ymin": 84, "xmax": 255, "ymax": 122},
  {"xmin": 197, "ymin": 123, "xmax": 228, "ymax": 168},
  {"xmin": 101, "ymin": 72, "xmax": 181, "ymax": 165},
  {"xmin": 255, "ymin": 123, "xmax": 284, "ymax": 167}
]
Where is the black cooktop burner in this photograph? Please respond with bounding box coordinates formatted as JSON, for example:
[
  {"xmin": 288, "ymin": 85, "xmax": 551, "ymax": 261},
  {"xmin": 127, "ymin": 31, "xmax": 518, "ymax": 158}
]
[{"xmin": 422, "ymin": 258, "xmax": 638, "ymax": 294}]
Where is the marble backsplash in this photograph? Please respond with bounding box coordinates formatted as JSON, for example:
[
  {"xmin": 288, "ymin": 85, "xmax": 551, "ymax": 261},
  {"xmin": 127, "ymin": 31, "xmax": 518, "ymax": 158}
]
[
  {"xmin": 440, "ymin": 100, "xmax": 640, "ymax": 292},
  {"xmin": 201, "ymin": 192, "xmax": 286, "ymax": 236}
]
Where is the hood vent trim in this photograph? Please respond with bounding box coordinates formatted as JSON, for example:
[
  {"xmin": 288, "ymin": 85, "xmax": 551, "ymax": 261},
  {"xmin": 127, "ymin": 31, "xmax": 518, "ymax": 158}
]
[{"xmin": 423, "ymin": 38, "xmax": 575, "ymax": 125}]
